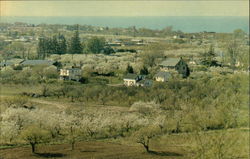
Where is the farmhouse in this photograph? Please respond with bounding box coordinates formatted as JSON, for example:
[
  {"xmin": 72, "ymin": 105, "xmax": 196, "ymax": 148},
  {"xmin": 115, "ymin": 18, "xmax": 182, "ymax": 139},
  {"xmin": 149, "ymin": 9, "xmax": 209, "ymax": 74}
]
[
  {"xmin": 123, "ymin": 74, "xmax": 144, "ymax": 86},
  {"xmin": 60, "ymin": 67, "xmax": 82, "ymax": 81},
  {"xmin": 154, "ymin": 71, "xmax": 172, "ymax": 82},
  {"xmin": 159, "ymin": 57, "xmax": 190, "ymax": 78}
]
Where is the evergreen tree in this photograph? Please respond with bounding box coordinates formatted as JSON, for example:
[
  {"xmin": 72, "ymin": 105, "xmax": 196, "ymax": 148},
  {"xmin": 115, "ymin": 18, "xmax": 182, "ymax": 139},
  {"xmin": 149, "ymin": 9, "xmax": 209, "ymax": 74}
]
[
  {"xmin": 58, "ymin": 35, "xmax": 67, "ymax": 54},
  {"xmin": 126, "ymin": 65, "xmax": 134, "ymax": 74},
  {"xmin": 86, "ymin": 37, "xmax": 105, "ymax": 54},
  {"xmin": 37, "ymin": 34, "xmax": 68, "ymax": 58},
  {"xmin": 44, "ymin": 38, "xmax": 54, "ymax": 54},
  {"xmin": 51, "ymin": 35, "xmax": 60, "ymax": 54},
  {"xmin": 140, "ymin": 66, "xmax": 149, "ymax": 75},
  {"xmin": 37, "ymin": 37, "xmax": 47, "ymax": 59},
  {"xmin": 69, "ymin": 25, "xmax": 82, "ymax": 54}
]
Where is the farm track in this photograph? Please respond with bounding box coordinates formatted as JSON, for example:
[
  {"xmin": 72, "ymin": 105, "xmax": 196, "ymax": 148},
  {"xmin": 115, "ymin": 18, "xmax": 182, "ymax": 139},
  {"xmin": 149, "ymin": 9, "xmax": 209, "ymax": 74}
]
[
  {"xmin": 0, "ymin": 94, "xmax": 129, "ymax": 112},
  {"xmin": 30, "ymin": 99, "xmax": 68, "ymax": 109},
  {"xmin": 31, "ymin": 98, "xmax": 130, "ymax": 112}
]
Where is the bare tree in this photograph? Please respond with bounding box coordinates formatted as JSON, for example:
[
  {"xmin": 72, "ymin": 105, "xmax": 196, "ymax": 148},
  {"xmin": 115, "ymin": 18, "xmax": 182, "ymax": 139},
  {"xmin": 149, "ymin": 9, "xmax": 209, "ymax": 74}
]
[
  {"xmin": 21, "ymin": 125, "xmax": 50, "ymax": 153},
  {"xmin": 134, "ymin": 126, "xmax": 161, "ymax": 152},
  {"xmin": 227, "ymin": 40, "xmax": 240, "ymax": 69}
]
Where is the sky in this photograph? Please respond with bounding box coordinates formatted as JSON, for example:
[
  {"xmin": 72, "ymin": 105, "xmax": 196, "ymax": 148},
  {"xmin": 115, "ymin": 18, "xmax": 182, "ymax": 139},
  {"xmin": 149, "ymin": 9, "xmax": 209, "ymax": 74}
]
[{"xmin": 0, "ymin": 1, "xmax": 249, "ymax": 17}]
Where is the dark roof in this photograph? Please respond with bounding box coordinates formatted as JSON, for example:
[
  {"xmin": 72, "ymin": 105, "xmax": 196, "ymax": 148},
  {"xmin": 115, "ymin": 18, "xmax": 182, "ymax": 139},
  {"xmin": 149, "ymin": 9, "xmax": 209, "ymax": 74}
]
[
  {"xmin": 123, "ymin": 73, "xmax": 138, "ymax": 80},
  {"xmin": 137, "ymin": 79, "xmax": 152, "ymax": 84},
  {"xmin": 159, "ymin": 58, "xmax": 180, "ymax": 67},
  {"xmin": 21, "ymin": 60, "xmax": 55, "ymax": 66},
  {"xmin": 154, "ymin": 71, "xmax": 172, "ymax": 78},
  {"xmin": 63, "ymin": 68, "xmax": 81, "ymax": 71}
]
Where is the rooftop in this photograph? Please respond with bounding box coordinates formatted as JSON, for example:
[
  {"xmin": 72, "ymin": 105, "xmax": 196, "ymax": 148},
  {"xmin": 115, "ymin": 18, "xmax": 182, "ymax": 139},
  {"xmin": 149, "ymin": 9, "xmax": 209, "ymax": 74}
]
[
  {"xmin": 137, "ymin": 79, "xmax": 152, "ymax": 84},
  {"xmin": 0, "ymin": 58, "xmax": 24, "ymax": 66},
  {"xmin": 159, "ymin": 58, "xmax": 181, "ymax": 67},
  {"xmin": 154, "ymin": 71, "xmax": 172, "ymax": 78},
  {"xmin": 21, "ymin": 60, "xmax": 55, "ymax": 66},
  {"xmin": 123, "ymin": 73, "xmax": 138, "ymax": 80},
  {"xmin": 61, "ymin": 67, "xmax": 81, "ymax": 71}
]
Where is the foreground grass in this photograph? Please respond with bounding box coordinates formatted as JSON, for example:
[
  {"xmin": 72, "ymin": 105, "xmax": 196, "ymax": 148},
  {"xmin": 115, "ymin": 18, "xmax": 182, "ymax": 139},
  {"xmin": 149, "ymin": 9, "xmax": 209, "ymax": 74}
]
[
  {"xmin": 0, "ymin": 140, "xmax": 184, "ymax": 159},
  {"xmin": 0, "ymin": 84, "xmax": 41, "ymax": 96},
  {"xmin": 0, "ymin": 128, "xmax": 248, "ymax": 159}
]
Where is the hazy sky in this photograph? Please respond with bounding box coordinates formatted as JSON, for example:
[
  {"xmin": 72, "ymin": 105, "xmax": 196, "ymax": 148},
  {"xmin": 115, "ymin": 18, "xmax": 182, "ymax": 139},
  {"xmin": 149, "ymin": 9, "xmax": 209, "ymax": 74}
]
[{"xmin": 1, "ymin": 1, "xmax": 249, "ymax": 17}]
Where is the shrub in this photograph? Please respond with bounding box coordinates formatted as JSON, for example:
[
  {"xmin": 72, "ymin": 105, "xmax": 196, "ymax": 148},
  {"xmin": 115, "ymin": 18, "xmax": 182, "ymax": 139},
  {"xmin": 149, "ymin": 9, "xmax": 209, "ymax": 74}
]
[
  {"xmin": 3, "ymin": 96, "xmax": 29, "ymax": 108},
  {"xmin": 13, "ymin": 65, "xmax": 23, "ymax": 70}
]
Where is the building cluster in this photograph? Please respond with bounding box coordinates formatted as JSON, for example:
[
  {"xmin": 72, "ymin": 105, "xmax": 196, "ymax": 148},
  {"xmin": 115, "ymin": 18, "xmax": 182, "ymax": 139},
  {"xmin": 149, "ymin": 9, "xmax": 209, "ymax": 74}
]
[
  {"xmin": 123, "ymin": 74, "xmax": 152, "ymax": 87},
  {"xmin": 0, "ymin": 57, "xmax": 190, "ymax": 87},
  {"xmin": 123, "ymin": 57, "xmax": 190, "ymax": 87},
  {"xmin": 106, "ymin": 37, "xmax": 165, "ymax": 47},
  {"xmin": 0, "ymin": 58, "xmax": 82, "ymax": 82},
  {"xmin": 107, "ymin": 39, "xmax": 145, "ymax": 47}
]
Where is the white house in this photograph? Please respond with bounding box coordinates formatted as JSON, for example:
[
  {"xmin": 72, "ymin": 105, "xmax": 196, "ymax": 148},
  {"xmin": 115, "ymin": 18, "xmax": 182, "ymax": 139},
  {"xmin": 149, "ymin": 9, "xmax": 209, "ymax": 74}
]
[
  {"xmin": 60, "ymin": 68, "xmax": 82, "ymax": 81},
  {"xmin": 123, "ymin": 74, "xmax": 145, "ymax": 86}
]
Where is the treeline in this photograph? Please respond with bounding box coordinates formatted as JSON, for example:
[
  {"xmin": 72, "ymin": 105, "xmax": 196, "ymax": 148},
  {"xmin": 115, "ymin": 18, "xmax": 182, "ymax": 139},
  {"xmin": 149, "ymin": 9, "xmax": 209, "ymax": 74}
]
[
  {"xmin": 66, "ymin": 25, "xmax": 183, "ymax": 37},
  {"xmin": 37, "ymin": 27, "xmax": 114, "ymax": 59},
  {"xmin": 37, "ymin": 34, "xmax": 67, "ymax": 58}
]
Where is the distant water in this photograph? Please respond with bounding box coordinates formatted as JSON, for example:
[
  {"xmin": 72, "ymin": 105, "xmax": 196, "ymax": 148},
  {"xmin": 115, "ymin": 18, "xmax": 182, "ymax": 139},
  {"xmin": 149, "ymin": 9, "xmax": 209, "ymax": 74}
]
[{"xmin": 0, "ymin": 16, "xmax": 249, "ymax": 33}]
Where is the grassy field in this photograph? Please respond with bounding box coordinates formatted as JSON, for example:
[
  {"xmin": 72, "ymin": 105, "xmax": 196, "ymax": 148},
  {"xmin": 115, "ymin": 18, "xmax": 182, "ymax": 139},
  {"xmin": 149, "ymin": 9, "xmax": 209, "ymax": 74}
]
[
  {"xmin": 0, "ymin": 129, "xmax": 248, "ymax": 159},
  {"xmin": 0, "ymin": 84, "xmax": 42, "ymax": 96},
  {"xmin": 0, "ymin": 140, "xmax": 185, "ymax": 159}
]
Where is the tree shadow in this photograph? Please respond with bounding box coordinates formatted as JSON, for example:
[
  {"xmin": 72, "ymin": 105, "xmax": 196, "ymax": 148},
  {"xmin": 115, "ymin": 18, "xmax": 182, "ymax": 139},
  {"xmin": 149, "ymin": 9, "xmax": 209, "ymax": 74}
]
[
  {"xmin": 34, "ymin": 152, "xmax": 66, "ymax": 158},
  {"xmin": 148, "ymin": 150, "xmax": 183, "ymax": 156},
  {"xmin": 80, "ymin": 150, "xmax": 97, "ymax": 153}
]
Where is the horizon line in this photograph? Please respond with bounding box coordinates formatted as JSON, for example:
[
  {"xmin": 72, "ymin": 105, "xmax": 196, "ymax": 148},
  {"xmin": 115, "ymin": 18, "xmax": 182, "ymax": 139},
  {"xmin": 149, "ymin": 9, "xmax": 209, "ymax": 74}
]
[{"xmin": 1, "ymin": 15, "xmax": 248, "ymax": 17}]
